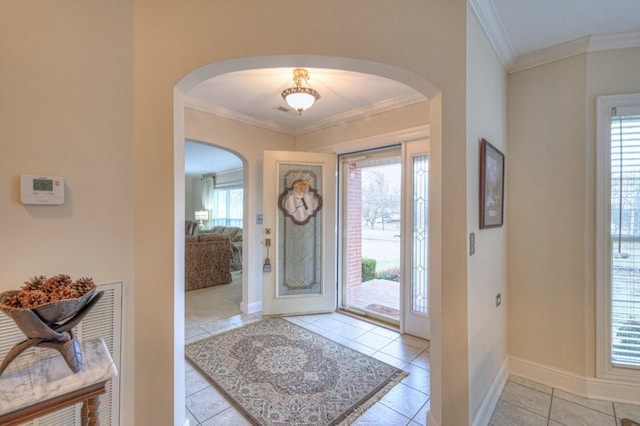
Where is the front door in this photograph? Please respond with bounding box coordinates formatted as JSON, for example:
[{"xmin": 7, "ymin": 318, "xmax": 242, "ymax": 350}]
[
  {"xmin": 262, "ymin": 150, "xmax": 337, "ymax": 316},
  {"xmin": 338, "ymin": 141, "xmax": 430, "ymax": 339}
]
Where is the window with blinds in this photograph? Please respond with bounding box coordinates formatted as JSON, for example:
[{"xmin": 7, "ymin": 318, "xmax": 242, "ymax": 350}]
[{"xmin": 610, "ymin": 110, "xmax": 640, "ymax": 368}]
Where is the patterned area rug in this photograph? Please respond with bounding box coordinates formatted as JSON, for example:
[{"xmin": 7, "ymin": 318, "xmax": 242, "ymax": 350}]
[{"xmin": 185, "ymin": 318, "xmax": 408, "ymax": 425}]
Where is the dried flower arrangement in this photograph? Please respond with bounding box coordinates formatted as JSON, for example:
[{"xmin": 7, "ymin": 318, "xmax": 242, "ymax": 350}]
[{"xmin": 1, "ymin": 274, "xmax": 95, "ymax": 310}]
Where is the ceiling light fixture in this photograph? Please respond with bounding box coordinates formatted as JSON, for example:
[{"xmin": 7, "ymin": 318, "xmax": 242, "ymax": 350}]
[{"xmin": 281, "ymin": 68, "xmax": 320, "ymax": 115}]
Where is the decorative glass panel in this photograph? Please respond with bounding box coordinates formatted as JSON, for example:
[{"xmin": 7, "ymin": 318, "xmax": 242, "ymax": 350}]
[
  {"xmin": 276, "ymin": 163, "xmax": 323, "ymax": 296},
  {"xmin": 412, "ymin": 155, "xmax": 428, "ymax": 314}
]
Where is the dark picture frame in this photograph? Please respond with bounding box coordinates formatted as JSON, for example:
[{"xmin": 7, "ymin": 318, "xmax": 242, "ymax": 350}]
[{"xmin": 479, "ymin": 138, "xmax": 505, "ymax": 228}]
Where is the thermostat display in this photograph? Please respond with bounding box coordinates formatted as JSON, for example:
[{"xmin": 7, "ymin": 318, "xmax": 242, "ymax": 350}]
[{"xmin": 21, "ymin": 175, "xmax": 64, "ymax": 205}]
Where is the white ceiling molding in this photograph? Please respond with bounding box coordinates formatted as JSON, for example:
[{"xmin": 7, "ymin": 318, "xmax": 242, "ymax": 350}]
[
  {"xmin": 468, "ymin": 0, "xmax": 516, "ymax": 70},
  {"xmin": 509, "ymin": 36, "xmax": 591, "ymax": 73},
  {"xmin": 588, "ymin": 32, "xmax": 640, "ymax": 52},
  {"xmin": 185, "ymin": 92, "xmax": 425, "ymax": 137},
  {"xmin": 509, "ymin": 32, "xmax": 640, "ymax": 73},
  {"xmin": 295, "ymin": 93, "xmax": 426, "ymax": 136},
  {"xmin": 184, "ymin": 95, "xmax": 294, "ymax": 135}
]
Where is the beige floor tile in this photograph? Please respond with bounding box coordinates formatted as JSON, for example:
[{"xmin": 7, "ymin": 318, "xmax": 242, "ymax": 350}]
[
  {"xmin": 490, "ymin": 400, "xmax": 548, "ymax": 426},
  {"xmin": 616, "ymin": 402, "xmax": 640, "ymax": 423},
  {"xmin": 401, "ymin": 364, "xmax": 431, "ymax": 395},
  {"xmin": 354, "ymin": 330, "xmax": 395, "ymax": 350},
  {"xmin": 508, "ymin": 374, "xmax": 553, "ymax": 394},
  {"xmin": 186, "ymin": 386, "xmax": 232, "ymax": 423},
  {"xmin": 380, "ymin": 339, "xmax": 423, "ymax": 363},
  {"xmin": 553, "ymin": 389, "xmax": 614, "ymax": 415},
  {"xmin": 380, "ymin": 383, "xmax": 429, "ymax": 419},
  {"xmin": 550, "ymin": 398, "xmax": 616, "ymax": 426},
  {"xmin": 500, "ymin": 381, "xmax": 551, "ymax": 417},
  {"xmin": 352, "ymin": 401, "xmax": 412, "ymax": 425},
  {"xmin": 200, "ymin": 405, "xmax": 253, "ymax": 426},
  {"xmin": 411, "ymin": 399, "xmax": 430, "ymax": 426},
  {"xmin": 410, "ymin": 350, "xmax": 431, "ymax": 371}
]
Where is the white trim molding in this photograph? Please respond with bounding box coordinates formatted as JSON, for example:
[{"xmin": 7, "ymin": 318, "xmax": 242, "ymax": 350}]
[
  {"xmin": 508, "ymin": 356, "xmax": 640, "ymax": 405},
  {"xmin": 508, "ymin": 32, "xmax": 640, "ymax": 73},
  {"xmin": 467, "ymin": 0, "xmax": 516, "ymax": 68},
  {"xmin": 468, "ymin": 0, "xmax": 640, "ymax": 73},
  {"xmin": 472, "ymin": 360, "xmax": 509, "ymax": 426},
  {"xmin": 241, "ymin": 300, "xmax": 263, "ymax": 315}
]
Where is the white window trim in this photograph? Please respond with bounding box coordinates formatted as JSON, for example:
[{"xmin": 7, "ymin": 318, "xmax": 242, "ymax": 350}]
[{"xmin": 596, "ymin": 93, "xmax": 640, "ymax": 381}]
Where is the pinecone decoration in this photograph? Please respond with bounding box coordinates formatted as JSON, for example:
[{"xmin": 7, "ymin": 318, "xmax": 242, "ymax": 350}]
[
  {"xmin": 73, "ymin": 277, "xmax": 95, "ymax": 294},
  {"xmin": 40, "ymin": 274, "xmax": 73, "ymax": 294},
  {"xmin": 18, "ymin": 290, "xmax": 50, "ymax": 308},
  {"xmin": 21, "ymin": 275, "xmax": 47, "ymax": 291},
  {"xmin": 1, "ymin": 274, "xmax": 95, "ymax": 310}
]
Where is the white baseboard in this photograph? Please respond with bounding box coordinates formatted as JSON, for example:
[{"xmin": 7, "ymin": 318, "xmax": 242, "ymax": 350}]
[
  {"xmin": 472, "ymin": 360, "xmax": 509, "ymax": 426},
  {"xmin": 507, "ymin": 355, "xmax": 640, "ymax": 404},
  {"xmin": 240, "ymin": 300, "xmax": 262, "ymax": 314}
]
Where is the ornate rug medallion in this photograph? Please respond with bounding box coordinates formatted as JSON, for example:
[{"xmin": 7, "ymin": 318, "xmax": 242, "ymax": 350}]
[{"xmin": 185, "ymin": 318, "xmax": 408, "ymax": 425}]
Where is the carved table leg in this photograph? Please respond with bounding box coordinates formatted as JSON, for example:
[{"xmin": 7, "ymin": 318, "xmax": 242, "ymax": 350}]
[{"xmin": 81, "ymin": 395, "xmax": 101, "ymax": 426}]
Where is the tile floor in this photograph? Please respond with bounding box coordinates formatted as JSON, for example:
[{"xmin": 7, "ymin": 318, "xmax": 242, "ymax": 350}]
[
  {"xmin": 184, "ymin": 276, "xmax": 640, "ymax": 426},
  {"xmin": 490, "ymin": 374, "xmax": 640, "ymax": 426},
  {"xmin": 185, "ymin": 312, "xmax": 431, "ymax": 425}
]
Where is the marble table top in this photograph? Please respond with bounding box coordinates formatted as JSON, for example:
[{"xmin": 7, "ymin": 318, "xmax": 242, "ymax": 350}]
[{"xmin": 0, "ymin": 339, "xmax": 117, "ymax": 416}]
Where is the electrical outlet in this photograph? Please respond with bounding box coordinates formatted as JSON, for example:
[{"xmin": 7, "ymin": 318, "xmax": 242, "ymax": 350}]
[
  {"xmin": 496, "ymin": 293, "xmax": 501, "ymax": 307},
  {"xmin": 265, "ymin": 238, "xmax": 271, "ymax": 247},
  {"xmin": 256, "ymin": 214, "xmax": 263, "ymax": 224}
]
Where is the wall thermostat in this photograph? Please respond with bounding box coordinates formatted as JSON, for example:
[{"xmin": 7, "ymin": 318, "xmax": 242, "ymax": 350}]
[{"xmin": 20, "ymin": 175, "xmax": 65, "ymax": 205}]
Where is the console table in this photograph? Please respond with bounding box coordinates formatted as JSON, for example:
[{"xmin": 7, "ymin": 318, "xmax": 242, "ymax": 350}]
[{"xmin": 0, "ymin": 339, "xmax": 117, "ymax": 425}]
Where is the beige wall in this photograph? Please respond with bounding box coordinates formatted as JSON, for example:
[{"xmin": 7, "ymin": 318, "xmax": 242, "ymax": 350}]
[
  {"xmin": 185, "ymin": 107, "xmax": 296, "ymax": 308},
  {"xmin": 138, "ymin": 1, "xmax": 468, "ymax": 424},
  {"xmin": 508, "ymin": 54, "xmax": 589, "ymax": 374},
  {"xmin": 0, "ymin": 1, "xmax": 134, "ymax": 423},
  {"xmin": 466, "ymin": 9, "xmax": 508, "ymax": 421},
  {"xmin": 1, "ymin": 1, "xmax": 488, "ymax": 425},
  {"xmin": 508, "ymin": 47, "xmax": 640, "ymax": 378}
]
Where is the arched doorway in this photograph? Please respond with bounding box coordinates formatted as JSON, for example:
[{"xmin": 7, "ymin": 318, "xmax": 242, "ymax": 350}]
[{"xmin": 173, "ymin": 55, "xmax": 442, "ymax": 424}]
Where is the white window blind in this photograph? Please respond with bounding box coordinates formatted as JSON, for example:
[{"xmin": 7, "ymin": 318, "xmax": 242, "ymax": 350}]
[{"xmin": 610, "ymin": 111, "xmax": 640, "ymax": 367}]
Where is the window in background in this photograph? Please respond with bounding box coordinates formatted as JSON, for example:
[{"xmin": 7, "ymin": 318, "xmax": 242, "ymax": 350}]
[
  {"xmin": 212, "ymin": 187, "xmax": 243, "ymax": 228},
  {"xmin": 597, "ymin": 93, "xmax": 640, "ymax": 379}
]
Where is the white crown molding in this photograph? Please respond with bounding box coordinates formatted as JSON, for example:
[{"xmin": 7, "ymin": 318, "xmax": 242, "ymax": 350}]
[
  {"xmin": 468, "ymin": 0, "xmax": 516, "ymax": 70},
  {"xmin": 298, "ymin": 93, "xmax": 425, "ymax": 136},
  {"xmin": 509, "ymin": 36, "xmax": 590, "ymax": 73},
  {"xmin": 185, "ymin": 93, "xmax": 425, "ymax": 137},
  {"xmin": 588, "ymin": 31, "xmax": 640, "ymax": 52},
  {"xmin": 509, "ymin": 32, "xmax": 640, "ymax": 73},
  {"xmin": 184, "ymin": 95, "xmax": 296, "ymax": 135}
]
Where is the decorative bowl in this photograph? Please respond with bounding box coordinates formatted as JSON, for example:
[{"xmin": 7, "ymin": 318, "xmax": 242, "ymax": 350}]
[{"xmin": 0, "ymin": 287, "xmax": 96, "ymax": 324}]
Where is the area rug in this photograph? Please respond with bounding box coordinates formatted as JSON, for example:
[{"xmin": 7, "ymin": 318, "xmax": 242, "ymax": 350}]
[{"xmin": 185, "ymin": 317, "xmax": 408, "ymax": 425}]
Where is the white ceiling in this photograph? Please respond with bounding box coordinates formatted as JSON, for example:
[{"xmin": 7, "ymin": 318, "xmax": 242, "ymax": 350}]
[{"xmin": 185, "ymin": 1, "xmax": 640, "ymax": 176}]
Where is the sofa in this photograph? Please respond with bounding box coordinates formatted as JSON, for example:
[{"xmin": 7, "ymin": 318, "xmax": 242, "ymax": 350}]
[
  {"xmin": 200, "ymin": 226, "xmax": 242, "ymax": 271},
  {"xmin": 185, "ymin": 233, "xmax": 232, "ymax": 291}
]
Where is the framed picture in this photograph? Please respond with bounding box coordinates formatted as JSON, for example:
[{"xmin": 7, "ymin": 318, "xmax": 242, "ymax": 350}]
[{"xmin": 479, "ymin": 138, "xmax": 504, "ymax": 228}]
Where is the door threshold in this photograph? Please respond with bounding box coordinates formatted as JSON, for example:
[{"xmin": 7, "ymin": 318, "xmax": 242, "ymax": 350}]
[{"xmin": 337, "ymin": 308, "xmax": 400, "ymax": 332}]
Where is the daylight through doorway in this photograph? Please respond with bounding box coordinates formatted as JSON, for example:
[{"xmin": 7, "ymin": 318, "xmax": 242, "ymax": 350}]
[{"xmin": 341, "ymin": 147, "xmax": 402, "ymax": 324}]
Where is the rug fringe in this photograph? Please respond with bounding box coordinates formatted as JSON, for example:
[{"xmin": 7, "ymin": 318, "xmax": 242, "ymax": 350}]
[{"xmin": 338, "ymin": 370, "xmax": 410, "ymax": 425}]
